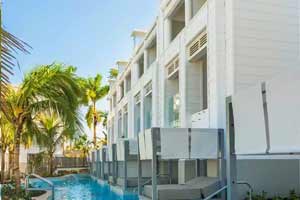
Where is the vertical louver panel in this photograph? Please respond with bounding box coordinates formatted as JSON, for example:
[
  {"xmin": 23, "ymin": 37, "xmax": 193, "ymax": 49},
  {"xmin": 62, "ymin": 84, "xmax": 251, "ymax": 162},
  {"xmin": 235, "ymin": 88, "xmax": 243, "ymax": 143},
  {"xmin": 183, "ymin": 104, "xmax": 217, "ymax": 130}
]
[
  {"xmin": 144, "ymin": 81, "xmax": 152, "ymax": 96},
  {"xmin": 167, "ymin": 57, "xmax": 179, "ymax": 78},
  {"xmin": 135, "ymin": 92, "xmax": 141, "ymax": 104},
  {"xmin": 188, "ymin": 30, "xmax": 207, "ymax": 59}
]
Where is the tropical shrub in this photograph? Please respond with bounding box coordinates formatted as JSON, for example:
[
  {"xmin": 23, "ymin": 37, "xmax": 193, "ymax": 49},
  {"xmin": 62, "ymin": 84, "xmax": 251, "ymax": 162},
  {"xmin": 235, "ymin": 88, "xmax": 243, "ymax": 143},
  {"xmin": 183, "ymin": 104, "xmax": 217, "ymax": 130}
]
[
  {"xmin": 245, "ymin": 190, "xmax": 300, "ymax": 200},
  {"xmin": 1, "ymin": 183, "xmax": 31, "ymax": 200}
]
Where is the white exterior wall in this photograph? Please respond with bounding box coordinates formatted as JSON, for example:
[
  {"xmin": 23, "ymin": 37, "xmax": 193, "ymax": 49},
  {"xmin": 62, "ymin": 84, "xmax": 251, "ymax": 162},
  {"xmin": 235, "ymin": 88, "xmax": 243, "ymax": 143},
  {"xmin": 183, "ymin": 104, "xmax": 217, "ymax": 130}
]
[
  {"xmin": 107, "ymin": 25, "xmax": 159, "ymax": 144},
  {"xmin": 105, "ymin": 0, "xmax": 300, "ymax": 197},
  {"xmin": 108, "ymin": 0, "xmax": 300, "ymax": 143},
  {"xmin": 226, "ymin": 0, "xmax": 300, "ymax": 94}
]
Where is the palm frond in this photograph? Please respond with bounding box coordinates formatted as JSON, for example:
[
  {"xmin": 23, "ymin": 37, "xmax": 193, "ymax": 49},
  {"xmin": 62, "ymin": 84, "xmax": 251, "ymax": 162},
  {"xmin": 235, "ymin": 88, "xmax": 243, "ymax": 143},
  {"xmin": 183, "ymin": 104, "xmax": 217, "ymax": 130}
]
[
  {"xmin": 0, "ymin": 28, "xmax": 31, "ymax": 99},
  {"xmin": 108, "ymin": 68, "xmax": 118, "ymax": 79},
  {"xmin": 85, "ymin": 105, "xmax": 93, "ymax": 129}
]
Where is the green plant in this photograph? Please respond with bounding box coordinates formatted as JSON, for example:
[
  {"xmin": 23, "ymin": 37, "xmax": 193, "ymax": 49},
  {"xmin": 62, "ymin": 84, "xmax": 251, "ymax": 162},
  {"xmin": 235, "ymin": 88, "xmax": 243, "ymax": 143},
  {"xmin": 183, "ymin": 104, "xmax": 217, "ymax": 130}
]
[
  {"xmin": 0, "ymin": 115, "xmax": 14, "ymax": 183},
  {"xmin": 1, "ymin": 183, "xmax": 31, "ymax": 200},
  {"xmin": 28, "ymin": 152, "xmax": 45, "ymax": 174},
  {"xmin": 245, "ymin": 191, "xmax": 268, "ymax": 200},
  {"xmin": 272, "ymin": 196, "xmax": 284, "ymax": 200},
  {"xmin": 35, "ymin": 112, "xmax": 79, "ymax": 175},
  {"xmin": 2, "ymin": 63, "xmax": 82, "ymax": 191},
  {"xmin": 108, "ymin": 68, "xmax": 118, "ymax": 79},
  {"xmin": 79, "ymin": 74, "xmax": 109, "ymax": 147},
  {"xmin": 245, "ymin": 190, "xmax": 300, "ymax": 200},
  {"xmin": 73, "ymin": 134, "xmax": 92, "ymax": 160},
  {"xmin": 289, "ymin": 190, "xmax": 300, "ymax": 200}
]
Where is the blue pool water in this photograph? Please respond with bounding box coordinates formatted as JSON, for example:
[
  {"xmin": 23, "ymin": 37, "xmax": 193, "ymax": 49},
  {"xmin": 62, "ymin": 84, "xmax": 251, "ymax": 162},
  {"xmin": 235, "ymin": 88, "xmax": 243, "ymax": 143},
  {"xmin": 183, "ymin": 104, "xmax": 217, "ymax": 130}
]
[{"xmin": 30, "ymin": 174, "xmax": 138, "ymax": 200}]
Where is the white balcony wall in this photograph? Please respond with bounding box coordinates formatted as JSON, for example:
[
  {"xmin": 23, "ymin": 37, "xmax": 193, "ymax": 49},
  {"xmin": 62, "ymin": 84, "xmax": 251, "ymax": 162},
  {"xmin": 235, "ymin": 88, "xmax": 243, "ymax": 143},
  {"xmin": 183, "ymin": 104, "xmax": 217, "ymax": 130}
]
[
  {"xmin": 227, "ymin": 0, "xmax": 300, "ymax": 93},
  {"xmin": 206, "ymin": 0, "xmax": 226, "ymax": 129},
  {"xmin": 184, "ymin": 1, "xmax": 207, "ymax": 45}
]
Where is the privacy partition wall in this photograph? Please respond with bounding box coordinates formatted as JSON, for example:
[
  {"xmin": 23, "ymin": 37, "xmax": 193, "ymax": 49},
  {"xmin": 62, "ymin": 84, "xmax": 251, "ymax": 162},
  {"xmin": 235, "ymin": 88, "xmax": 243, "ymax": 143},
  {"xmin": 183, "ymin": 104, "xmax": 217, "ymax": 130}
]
[
  {"xmin": 138, "ymin": 127, "xmax": 226, "ymax": 200},
  {"xmin": 227, "ymin": 71, "xmax": 300, "ymax": 199}
]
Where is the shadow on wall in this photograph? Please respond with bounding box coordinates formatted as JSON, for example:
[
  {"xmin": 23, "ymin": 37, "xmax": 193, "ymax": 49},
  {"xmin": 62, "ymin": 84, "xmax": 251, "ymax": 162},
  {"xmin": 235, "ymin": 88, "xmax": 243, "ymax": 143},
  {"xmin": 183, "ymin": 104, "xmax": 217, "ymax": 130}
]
[{"xmin": 236, "ymin": 159, "xmax": 300, "ymax": 199}]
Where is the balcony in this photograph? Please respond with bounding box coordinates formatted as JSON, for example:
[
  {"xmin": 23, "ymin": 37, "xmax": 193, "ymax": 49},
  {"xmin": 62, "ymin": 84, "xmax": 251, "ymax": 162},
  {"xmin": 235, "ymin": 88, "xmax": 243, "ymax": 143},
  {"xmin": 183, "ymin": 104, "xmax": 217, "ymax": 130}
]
[{"xmin": 185, "ymin": 1, "xmax": 208, "ymax": 45}]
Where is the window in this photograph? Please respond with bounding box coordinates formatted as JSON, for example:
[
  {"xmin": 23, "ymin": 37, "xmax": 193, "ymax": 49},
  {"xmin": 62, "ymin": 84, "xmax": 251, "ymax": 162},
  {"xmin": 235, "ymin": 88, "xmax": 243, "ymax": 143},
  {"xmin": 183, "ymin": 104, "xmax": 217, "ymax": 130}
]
[
  {"xmin": 111, "ymin": 118, "xmax": 115, "ymax": 143},
  {"xmin": 147, "ymin": 37, "xmax": 157, "ymax": 68},
  {"xmin": 134, "ymin": 93, "xmax": 141, "ymax": 136},
  {"xmin": 125, "ymin": 73, "xmax": 131, "ymax": 93},
  {"xmin": 165, "ymin": 58, "xmax": 180, "ymax": 128},
  {"xmin": 137, "ymin": 55, "xmax": 144, "ymax": 78},
  {"xmin": 120, "ymin": 81, "xmax": 124, "ymax": 100},
  {"xmin": 123, "ymin": 105, "xmax": 128, "ymax": 138},
  {"xmin": 113, "ymin": 93, "xmax": 117, "ymax": 107},
  {"xmin": 168, "ymin": 1, "xmax": 186, "ymax": 42},
  {"xmin": 191, "ymin": 0, "xmax": 207, "ymax": 18},
  {"xmin": 110, "ymin": 98, "xmax": 113, "ymax": 111},
  {"xmin": 144, "ymin": 81, "xmax": 152, "ymax": 130},
  {"xmin": 186, "ymin": 44, "xmax": 208, "ymax": 116},
  {"xmin": 118, "ymin": 110, "xmax": 122, "ymax": 138}
]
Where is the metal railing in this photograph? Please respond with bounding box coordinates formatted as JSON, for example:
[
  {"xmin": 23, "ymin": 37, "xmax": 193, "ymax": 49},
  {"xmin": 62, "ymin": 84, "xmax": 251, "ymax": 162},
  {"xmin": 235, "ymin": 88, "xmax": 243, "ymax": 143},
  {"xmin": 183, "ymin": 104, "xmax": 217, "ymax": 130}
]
[
  {"xmin": 201, "ymin": 181, "xmax": 253, "ymax": 200},
  {"xmin": 25, "ymin": 173, "xmax": 55, "ymax": 200},
  {"xmin": 236, "ymin": 181, "xmax": 253, "ymax": 200},
  {"xmin": 202, "ymin": 185, "xmax": 228, "ymax": 200},
  {"xmin": 133, "ymin": 173, "xmax": 171, "ymax": 193}
]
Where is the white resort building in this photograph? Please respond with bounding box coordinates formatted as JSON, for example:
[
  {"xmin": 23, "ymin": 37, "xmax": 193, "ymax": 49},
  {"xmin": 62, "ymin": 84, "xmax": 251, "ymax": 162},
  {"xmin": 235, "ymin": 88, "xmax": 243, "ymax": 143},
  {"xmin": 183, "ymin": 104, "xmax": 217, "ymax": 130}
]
[{"xmin": 90, "ymin": 0, "xmax": 300, "ymax": 199}]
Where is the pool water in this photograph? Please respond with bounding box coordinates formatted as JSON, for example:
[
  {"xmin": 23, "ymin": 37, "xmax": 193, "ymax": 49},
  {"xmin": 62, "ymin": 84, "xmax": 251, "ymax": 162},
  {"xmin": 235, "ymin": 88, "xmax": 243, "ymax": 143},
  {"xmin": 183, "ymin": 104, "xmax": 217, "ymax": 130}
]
[{"xmin": 30, "ymin": 174, "xmax": 138, "ymax": 200}]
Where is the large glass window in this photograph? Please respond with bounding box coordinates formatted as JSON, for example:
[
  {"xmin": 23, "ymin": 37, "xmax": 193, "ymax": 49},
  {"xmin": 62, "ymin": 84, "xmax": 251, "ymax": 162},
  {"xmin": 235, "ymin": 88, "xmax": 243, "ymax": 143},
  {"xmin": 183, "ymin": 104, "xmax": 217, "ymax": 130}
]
[
  {"xmin": 113, "ymin": 93, "xmax": 117, "ymax": 107},
  {"xmin": 137, "ymin": 55, "xmax": 144, "ymax": 78},
  {"xmin": 111, "ymin": 118, "xmax": 114, "ymax": 143},
  {"xmin": 125, "ymin": 73, "xmax": 131, "ymax": 93},
  {"xmin": 146, "ymin": 37, "xmax": 157, "ymax": 68},
  {"xmin": 120, "ymin": 81, "xmax": 124, "ymax": 100},
  {"xmin": 123, "ymin": 105, "xmax": 128, "ymax": 138},
  {"xmin": 165, "ymin": 57, "xmax": 180, "ymax": 128},
  {"xmin": 168, "ymin": 1, "xmax": 186, "ymax": 42},
  {"xmin": 118, "ymin": 111, "xmax": 122, "ymax": 138},
  {"xmin": 134, "ymin": 93, "xmax": 141, "ymax": 136},
  {"xmin": 168, "ymin": 93, "xmax": 180, "ymax": 128},
  {"xmin": 144, "ymin": 81, "xmax": 152, "ymax": 130}
]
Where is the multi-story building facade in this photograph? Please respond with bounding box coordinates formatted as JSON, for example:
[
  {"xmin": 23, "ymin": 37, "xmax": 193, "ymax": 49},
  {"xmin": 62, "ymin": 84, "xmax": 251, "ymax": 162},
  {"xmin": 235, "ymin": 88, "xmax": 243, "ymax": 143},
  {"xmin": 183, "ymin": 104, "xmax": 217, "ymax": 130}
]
[
  {"xmin": 107, "ymin": 0, "xmax": 299, "ymax": 148},
  {"xmin": 103, "ymin": 0, "xmax": 300, "ymax": 198}
]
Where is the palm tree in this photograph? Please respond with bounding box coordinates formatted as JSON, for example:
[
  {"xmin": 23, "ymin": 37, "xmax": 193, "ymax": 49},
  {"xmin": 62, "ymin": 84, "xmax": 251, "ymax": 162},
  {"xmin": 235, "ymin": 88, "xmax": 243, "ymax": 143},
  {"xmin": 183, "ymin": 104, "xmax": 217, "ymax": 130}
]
[
  {"xmin": 35, "ymin": 113, "xmax": 77, "ymax": 175},
  {"xmin": 0, "ymin": 114, "xmax": 14, "ymax": 183},
  {"xmin": 100, "ymin": 111, "xmax": 108, "ymax": 145},
  {"xmin": 3, "ymin": 63, "xmax": 82, "ymax": 191},
  {"xmin": 0, "ymin": 5, "xmax": 30, "ymax": 100},
  {"xmin": 73, "ymin": 134, "xmax": 92, "ymax": 165},
  {"xmin": 108, "ymin": 68, "xmax": 118, "ymax": 79},
  {"xmin": 80, "ymin": 74, "xmax": 109, "ymax": 147}
]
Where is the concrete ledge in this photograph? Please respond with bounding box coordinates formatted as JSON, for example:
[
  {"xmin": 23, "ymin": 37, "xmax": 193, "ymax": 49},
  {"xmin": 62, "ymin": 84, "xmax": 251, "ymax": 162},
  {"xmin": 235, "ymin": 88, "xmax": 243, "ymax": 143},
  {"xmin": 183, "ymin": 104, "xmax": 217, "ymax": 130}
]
[{"xmin": 31, "ymin": 190, "xmax": 52, "ymax": 200}]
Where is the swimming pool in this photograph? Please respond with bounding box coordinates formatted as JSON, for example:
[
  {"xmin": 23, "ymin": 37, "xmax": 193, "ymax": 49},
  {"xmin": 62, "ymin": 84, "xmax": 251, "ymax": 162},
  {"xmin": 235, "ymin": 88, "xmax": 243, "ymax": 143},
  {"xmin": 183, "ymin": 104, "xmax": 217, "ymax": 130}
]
[{"xmin": 30, "ymin": 174, "xmax": 138, "ymax": 200}]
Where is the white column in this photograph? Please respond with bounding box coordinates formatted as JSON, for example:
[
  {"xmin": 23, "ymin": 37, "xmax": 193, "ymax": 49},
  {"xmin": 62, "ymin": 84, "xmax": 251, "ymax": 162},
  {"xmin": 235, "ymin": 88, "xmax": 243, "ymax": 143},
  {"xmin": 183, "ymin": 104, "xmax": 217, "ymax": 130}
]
[
  {"xmin": 185, "ymin": 0, "xmax": 192, "ymax": 23},
  {"xmin": 164, "ymin": 18, "xmax": 172, "ymax": 47},
  {"xmin": 144, "ymin": 50, "xmax": 148, "ymax": 70},
  {"xmin": 140, "ymin": 90, "xmax": 144, "ymax": 134}
]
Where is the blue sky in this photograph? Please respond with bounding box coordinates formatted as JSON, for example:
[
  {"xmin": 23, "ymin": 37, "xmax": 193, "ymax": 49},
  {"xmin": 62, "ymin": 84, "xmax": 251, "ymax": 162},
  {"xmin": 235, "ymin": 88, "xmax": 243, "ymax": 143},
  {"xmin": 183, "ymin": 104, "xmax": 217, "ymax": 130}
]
[{"xmin": 2, "ymin": 0, "xmax": 158, "ymax": 138}]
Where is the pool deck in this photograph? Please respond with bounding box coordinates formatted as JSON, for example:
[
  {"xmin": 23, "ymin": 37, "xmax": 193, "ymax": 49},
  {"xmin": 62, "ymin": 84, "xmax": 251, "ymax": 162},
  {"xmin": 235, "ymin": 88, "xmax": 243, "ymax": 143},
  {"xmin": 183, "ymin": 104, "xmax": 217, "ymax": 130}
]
[{"xmin": 53, "ymin": 167, "xmax": 88, "ymax": 174}]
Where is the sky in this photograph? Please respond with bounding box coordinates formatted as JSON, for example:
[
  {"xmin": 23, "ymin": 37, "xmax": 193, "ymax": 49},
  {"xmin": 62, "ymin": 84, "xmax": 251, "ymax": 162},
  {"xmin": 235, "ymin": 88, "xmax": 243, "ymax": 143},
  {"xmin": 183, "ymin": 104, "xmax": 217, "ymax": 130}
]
[{"xmin": 2, "ymin": 0, "xmax": 158, "ymax": 139}]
